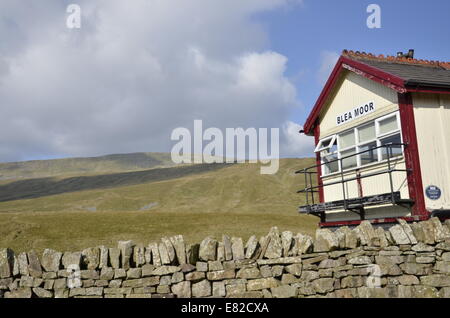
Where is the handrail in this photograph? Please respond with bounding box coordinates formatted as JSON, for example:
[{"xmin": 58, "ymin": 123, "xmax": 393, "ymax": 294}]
[{"xmin": 297, "ymin": 142, "xmax": 408, "ymax": 214}]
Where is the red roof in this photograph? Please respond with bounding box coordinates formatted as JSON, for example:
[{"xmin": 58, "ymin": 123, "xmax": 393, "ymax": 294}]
[{"xmin": 302, "ymin": 50, "xmax": 450, "ymax": 135}]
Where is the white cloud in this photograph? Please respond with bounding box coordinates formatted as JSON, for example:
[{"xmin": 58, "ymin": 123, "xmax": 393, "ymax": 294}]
[
  {"xmin": 281, "ymin": 121, "xmax": 314, "ymax": 157},
  {"xmin": 0, "ymin": 0, "xmax": 309, "ymax": 162},
  {"xmin": 317, "ymin": 50, "xmax": 339, "ymax": 85}
]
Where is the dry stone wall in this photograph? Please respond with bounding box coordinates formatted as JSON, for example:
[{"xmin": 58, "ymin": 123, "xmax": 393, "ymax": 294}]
[{"xmin": 1, "ymin": 218, "xmax": 450, "ymax": 298}]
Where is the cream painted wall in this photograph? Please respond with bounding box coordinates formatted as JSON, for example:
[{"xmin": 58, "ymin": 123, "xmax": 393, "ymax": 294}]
[
  {"xmin": 319, "ymin": 71, "xmax": 399, "ymax": 139},
  {"xmin": 413, "ymin": 93, "xmax": 450, "ymax": 211}
]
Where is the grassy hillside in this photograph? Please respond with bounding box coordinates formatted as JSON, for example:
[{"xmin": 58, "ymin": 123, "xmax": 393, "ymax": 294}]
[
  {"xmin": 0, "ymin": 157, "xmax": 319, "ymax": 252},
  {"xmin": 0, "ymin": 152, "xmax": 175, "ymax": 180}
]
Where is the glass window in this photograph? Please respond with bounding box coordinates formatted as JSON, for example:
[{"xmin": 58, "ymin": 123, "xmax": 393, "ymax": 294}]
[
  {"xmin": 323, "ymin": 153, "xmax": 339, "ymax": 175},
  {"xmin": 339, "ymin": 130, "xmax": 355, "ymax": 149},
  {"xmin": 380, "ymin": 134, "xmax": 402, "ymax": 160},
  {"xmin": 341, "ymin": 148, "xmax": 357, "ymax": 170},
  {"xmin": 358, "ymin": 123, "xmax": 376, "ymax": 143},
  {"xmin": 315, "ymin": 135, "xmax": 336, "ymax": 153},
  {"xmin": 379, "ymin": 116, "xmax": 398, "ymax": 135},
  {"xmin": 359, "ymin": 141, "xmax": 378, "ymax": 165}
]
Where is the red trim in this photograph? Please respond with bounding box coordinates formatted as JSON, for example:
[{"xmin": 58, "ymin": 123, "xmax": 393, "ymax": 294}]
[
  {"xmin": 314, "ymin": 124, "xmax": 324, "ymax": 203},
  {"xmin": 303, "ymin": 56, "xmax": 407, "ymax": 135},
  {"xmin": 406, "ymin": 87, "xmax": 450, "ymax": 94},
  {"xmin": 398, "ymin": 92, "xmax": 428, "ymax": 218},
  {"xmin": 320, "ymin": 215, "xmax": 429, "ymax": 228}
]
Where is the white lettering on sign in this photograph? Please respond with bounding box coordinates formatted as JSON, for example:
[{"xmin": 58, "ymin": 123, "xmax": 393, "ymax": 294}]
[{"xmin": 336, "ymin": 102, "xmax": 375, "ymax": 126}]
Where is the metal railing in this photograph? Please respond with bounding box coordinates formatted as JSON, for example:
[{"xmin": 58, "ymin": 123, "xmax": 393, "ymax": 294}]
[{"xmin": 296, "ymin": 143, "xmax": 410, "ymax": 212}]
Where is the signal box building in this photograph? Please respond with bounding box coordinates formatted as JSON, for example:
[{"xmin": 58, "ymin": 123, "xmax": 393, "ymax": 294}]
[{"xmin": 299, "ymin": 50, "xmax": 450, "ymax": 228}]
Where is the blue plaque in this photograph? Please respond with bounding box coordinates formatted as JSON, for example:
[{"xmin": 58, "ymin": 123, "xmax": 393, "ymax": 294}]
[{"xmin": 425, "ymin": 185, "xmax": 441, "ymax": 200}]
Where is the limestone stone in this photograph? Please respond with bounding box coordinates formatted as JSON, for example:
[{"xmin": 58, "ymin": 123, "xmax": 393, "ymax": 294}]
[
  {"xmin": 199, "ymin": 237, "xmax": 217, "ymax": 261},
  {"xmin": 281, "ymin": 274, "xmax": 299, "ymax": 284},
  {"xmin": 192, "ymin": 279, "xmax": 211, "ymax": 297},
  {"xmin": 264, "ymin": 227, "xmax": 283, "ymax": 259},
  {"xmin": 98, "ymin": 246, "xmax": 109, "ymax": 269},
  {"xmin": 171, "ymin": 271, "xmax": 184, "ymax": 283},
  {"xmin": 109, "ymin": 248, "xmax": 121, "ymax": 269},
  {"xmin": 0, "ymin": 248, "xmax": 14, "ymax": 278},
  {"xmin": 80, "ymin": 269, "xmax": 99, "ymax": 280},
  {"xmin": 285, "ymin": 263, "xmax": 302, "ymax": 277},
  {"xmin": 297, "ymin": 235, "xmax": 314, "ymax": 255},
  {"xmin": 33, "ymin": 287, "xmax": 53, "ymax": 298},
  {"xmin": 410, "ymin": 222, "xmax": 426, "ymax": 243},
  {"xmin": 434, "ymin": 261, "xmax": 450, "ymax": 273},
  {"xmin": 389, "ymin": 225, "xmax": 411, "ymax": 245},
  {"xmin": 171, "ymin": 281, "xmax": 191, "ymax": 298},
  {"xmin": 237, "ymin": 267, "xmax": 261, "ymax": 279},
  {"xmin": 144, "ymin": 246, "xmax": 152, "ymax": 264},
  {"xmin": 82, "ymin": 247, "xmax": 100, "ymax": 270},
  {"xmin": 185, "ymin": 271, "xmax": 206, "ymax": 282},
  {"xmin": 133, "ymin": 245, "xmax": 146, "ymax": 267},
  {"xmin": 398, "ymin": 219, "xmax": 418, "ymax": 244},
  {"xmin": 170, "ymin": 235, "xmax": 187, "ymax": 265},
  {"xmin": 271, "ymin": 265, "xmax": 283, "ymax": 277},
  {"xmin": 300, "ymin": 271, "xmax": 320, "ymax": 282},
  {"xmin": 62, "ymin": 252, "xmax": 82, "ymax": 269},
  {"xmin": 420, "ymin": 274, "xmax": 450, "ymax": 287},
  {"xmin": 151, "ymin": 265, "xmax": 180, "ymax": 276},
  {"xmin": 27, "ymin": 250, "xmax": 42, "ymax": 278},
  {"xmin": 207, "ymin": 261, "xmax": 223, "ymax": 271},
  {"xmin": 207, "ymin": 270, "xmax": 235, "ymax": 281},
  {"xmin": 397, "ymin": 275, "xmax": 419, "ymax": 286},
  {"xmin": 355, "ymin": 221, "xmax": 378, "ymax": 246},
  {"xmin": 54, "ymin": 278, "xmax": 67, "ymax": 289},
  {"xmin": 314, "ymin": 229, "xmax": 339, "ymax": 252},
  {"xmin": 196, "ymin": 261, "xmax": 208, "ymax": 272},
  {"xmin": 412, "ymin": 285, "xmax": 439, "ymax": 298},
  {"xmin": 420, "ymin": 220, "xmax": 437, "ymax": 244},
  {"xmin": 271, "ymin": 285, "xmax": 297, "ymax": 298},
  {"xmin": 400, "ymin": 263, "xmax": 432, "ymax": 275},
  {"xmin": 222, "ymin": 235, "xmax": 233, "ymax": 261},
  {"xmin": 281, "ymin": 231, "xmax": 293, "ymax": 257},
  {"xmin": 114, "ymin": 268, "xmax": 126, "ymax": 279},
  {"xmin": 5, "ymin": 287, "xmax": 32, "ymax": 298},
  {"xmin": 312, "ymin": 278, "xmax": 335, "ymax": 294},
  {"xmin": 341, "ymin": 276, "xmax": 365, "ymax": 289},
  {"xmin": 247, "ymin": 278, "xmax": 280, "ymax": 291},
  {"xmin": 117, "ymin": 240, "xmax": 135, "ymax": 270},
  {"xmin": 430, "ymin": 217, "xmax": 450, "ymax": 242},
  {"xmin": 180, "ymin": 263, "xmax": 196, "ymax": 273},
  {"xmin": 127, "ymin": 268, "xmax": 142, "ymax": 279},
  {"xmin": 100, "ymin": 267, "xmax": 114, "ymax": 280},
  {"xmin": 212, "ymin": 281, "xmax": 226, "ymax": 297},
  {"xmin": 148, "ymin": 243, "xmax": 161, "ymax": 266},
  {"xmin": 158, "ymin": 242, "xmax": 171, "ymax": 265},
  {"xmin": 245, "ymin": 235, "xmax": 259, "ymax": 259},
  {"xmin": 348, "ymin": 256, "xmax": 372, "ymax": 265},
  {"xmin": 161, "ymin": 237, "xmax": 176, "ymax": 264},
  {"xmin": 412, "ymin": 242, "xmax": 435, "ymax": 252},
  {"xmin": 17, "ymin": 252, "xmax": 29, "ymax": 276},
  {"xmin": 141, "ymin": 264, "xmax": 155, "ymax": 277},
  {"xmin": 231, "ymin": 237, "xmax": 245, "ymax": 260}
]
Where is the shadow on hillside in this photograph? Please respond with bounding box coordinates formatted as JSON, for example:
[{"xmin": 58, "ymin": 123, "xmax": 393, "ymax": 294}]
[{"xmin": 0, "ymin": 163, "xmax": 233, "ymax": 202}]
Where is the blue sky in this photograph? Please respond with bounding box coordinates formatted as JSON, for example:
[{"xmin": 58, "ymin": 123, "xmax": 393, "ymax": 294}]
[
  {"xmin": 0, "ymin": 0, "xmax": 449, "ymax": 162},
  {"xmin": 256, "ymin": 0, "xmax": 450, "ymax": 125}
]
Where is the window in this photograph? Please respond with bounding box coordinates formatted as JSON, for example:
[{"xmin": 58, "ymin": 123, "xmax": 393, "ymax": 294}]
[{"xmin": 315, "ymin": 112, "xmax": 403, "ymax": 176}]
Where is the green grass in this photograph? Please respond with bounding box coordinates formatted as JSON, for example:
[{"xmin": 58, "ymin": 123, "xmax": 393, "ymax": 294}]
[{"xmin": 0, "ymin": 157, "xmax": 319, "ymax": 253}]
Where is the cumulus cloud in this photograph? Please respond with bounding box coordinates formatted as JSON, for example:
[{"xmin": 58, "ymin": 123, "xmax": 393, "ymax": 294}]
[
  {"xmin": 281, "ymin": 121, "xmax": 314, "ymax": 158},
  {"xmin": 317, "ymin": 50, "xmax": 339, "ymax": 85},
  {"xmin": 0, "ymin": 0, "xmax": 311, "ymax": 162}
]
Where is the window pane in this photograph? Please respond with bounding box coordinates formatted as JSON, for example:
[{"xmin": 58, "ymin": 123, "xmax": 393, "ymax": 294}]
[
  {"xmin": 323, "ymin": 153, "xmax": 339, "ymax": 175},
  {"xmin": 341, "ymin": 148, "xmax": 357, "ymax": 170},
  {"xmin": 381, "ymin": 134, "xmax": 402, "ymax": 160},
  {"xmin": 339, "ymin": 130, "xmax": 355, "ymax": 149},
  {"xmin": 358, "ymin": 123, "xmax": 376, "ymax": 143},
  {"xmin": 360, "ymin": 141, "xmax": 378, "ymax": 165},
  {"xmin": 379, "ymin": 116, "xmax": 398, "ymax": 135}
]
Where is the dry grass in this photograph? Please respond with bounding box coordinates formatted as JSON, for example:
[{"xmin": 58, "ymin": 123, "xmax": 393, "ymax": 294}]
[{"xmin": 0, "ymin": 157, "xmax": 319, "ymax": 253}]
